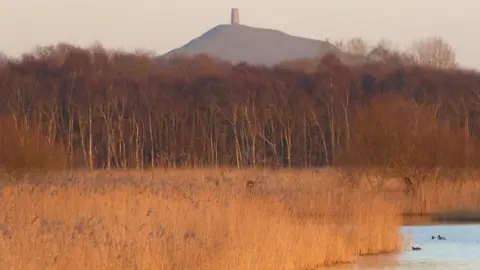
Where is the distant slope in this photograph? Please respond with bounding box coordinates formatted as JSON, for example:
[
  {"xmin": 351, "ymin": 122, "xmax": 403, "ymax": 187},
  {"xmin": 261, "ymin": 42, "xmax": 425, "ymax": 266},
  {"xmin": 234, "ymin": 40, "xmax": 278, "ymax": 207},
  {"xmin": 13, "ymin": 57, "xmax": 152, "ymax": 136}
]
[{"xmin": 163, "ymin": 24, "xmax": 364, "ymax": 67}]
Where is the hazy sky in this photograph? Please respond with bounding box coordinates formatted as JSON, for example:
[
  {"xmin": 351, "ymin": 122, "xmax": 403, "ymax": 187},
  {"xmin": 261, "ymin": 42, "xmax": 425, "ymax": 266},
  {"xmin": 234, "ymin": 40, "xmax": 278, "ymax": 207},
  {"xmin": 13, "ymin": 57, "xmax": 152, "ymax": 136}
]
[{"xmin": 1, "ymin": 0, "xmax": 478, "ymax": 69}]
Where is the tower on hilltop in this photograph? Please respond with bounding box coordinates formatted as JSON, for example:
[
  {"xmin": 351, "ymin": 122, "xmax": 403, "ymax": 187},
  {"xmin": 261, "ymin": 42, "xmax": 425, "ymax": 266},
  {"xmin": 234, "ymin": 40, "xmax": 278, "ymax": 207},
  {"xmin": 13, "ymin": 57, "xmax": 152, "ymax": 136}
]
[{"xmin": 231, "ymin": 8, "xmax": 239, "ymax": 25}]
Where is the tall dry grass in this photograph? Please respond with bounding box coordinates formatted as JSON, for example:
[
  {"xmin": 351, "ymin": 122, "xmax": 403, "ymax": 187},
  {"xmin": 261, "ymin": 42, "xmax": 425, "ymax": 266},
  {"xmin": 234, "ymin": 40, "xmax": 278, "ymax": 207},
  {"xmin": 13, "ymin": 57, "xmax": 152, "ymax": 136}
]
[
  {"xmin": 336, "ymin": 167, "xmax": 480, "ymax": 215},
  {"xmin": 0, "ymin": 169, "xmax": 402, "ymax": 270},
  {"xmin": 401, "ymin": 180, "xmax": 480, "ymax": 214}
]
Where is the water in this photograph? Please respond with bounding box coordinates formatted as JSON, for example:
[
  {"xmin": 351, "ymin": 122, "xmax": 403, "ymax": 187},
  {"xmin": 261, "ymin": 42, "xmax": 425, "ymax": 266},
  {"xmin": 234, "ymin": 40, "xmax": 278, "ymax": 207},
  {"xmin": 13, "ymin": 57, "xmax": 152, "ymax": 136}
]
[{"xmin": 339, "ymin": 224, "xmax": 480, "ymax": 270}]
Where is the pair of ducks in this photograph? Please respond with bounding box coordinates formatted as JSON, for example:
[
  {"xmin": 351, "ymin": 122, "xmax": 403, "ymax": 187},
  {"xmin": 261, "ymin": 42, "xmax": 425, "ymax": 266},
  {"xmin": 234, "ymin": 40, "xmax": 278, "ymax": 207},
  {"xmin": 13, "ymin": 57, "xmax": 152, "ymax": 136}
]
[
  {"xmin": 432, "ymin": 235, "xmax": 447, "ymax": 240},
  {"xmin": 412, "ymin": 234, "xmax": 447, "ymax": 251}
]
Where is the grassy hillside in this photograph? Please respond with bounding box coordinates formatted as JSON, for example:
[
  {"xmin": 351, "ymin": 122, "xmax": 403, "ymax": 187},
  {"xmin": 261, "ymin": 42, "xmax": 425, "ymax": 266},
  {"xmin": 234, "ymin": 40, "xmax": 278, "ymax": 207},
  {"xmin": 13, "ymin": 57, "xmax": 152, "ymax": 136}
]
[{"xmin": 163, "ymin": 24, "xmax": 364, "ymax": 66}]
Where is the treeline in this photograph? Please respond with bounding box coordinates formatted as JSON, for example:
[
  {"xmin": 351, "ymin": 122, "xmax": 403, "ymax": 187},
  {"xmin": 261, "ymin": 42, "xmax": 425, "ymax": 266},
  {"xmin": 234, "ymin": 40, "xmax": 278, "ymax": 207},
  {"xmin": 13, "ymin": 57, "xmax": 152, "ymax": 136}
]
[{"xmin": 0, "ymin": 42, "xmax": 480, "ymax": 172}]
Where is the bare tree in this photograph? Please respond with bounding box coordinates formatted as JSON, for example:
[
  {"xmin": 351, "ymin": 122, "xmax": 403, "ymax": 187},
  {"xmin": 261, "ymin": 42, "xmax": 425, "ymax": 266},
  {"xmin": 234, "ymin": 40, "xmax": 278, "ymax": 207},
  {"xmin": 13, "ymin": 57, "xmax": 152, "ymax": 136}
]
[
  {"xmin": 333, "ymin": 37, "xmax": 369, "ymax": 56},
  {"xmin": 0, "ymin": 52, "xmax": 8, "ymax": 67},
  {"xmin": 407, "ymin": 36, "xmax": 458, "ymax": 69},
  {"xmin": 1, "ymin": 41, "xmax": 480, "ymax": 173},
  {"xmin": 366, "ymin": 39, "xmax": 415, "ymax": 66}
]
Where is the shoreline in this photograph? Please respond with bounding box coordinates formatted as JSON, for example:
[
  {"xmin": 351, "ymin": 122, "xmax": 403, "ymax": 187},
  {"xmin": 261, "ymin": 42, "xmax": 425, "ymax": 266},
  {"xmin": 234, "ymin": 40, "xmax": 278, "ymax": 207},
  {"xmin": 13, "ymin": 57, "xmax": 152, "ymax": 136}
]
[{"xmin": 402, "ymin": 211, "xmax": 480, "ymax": 226}]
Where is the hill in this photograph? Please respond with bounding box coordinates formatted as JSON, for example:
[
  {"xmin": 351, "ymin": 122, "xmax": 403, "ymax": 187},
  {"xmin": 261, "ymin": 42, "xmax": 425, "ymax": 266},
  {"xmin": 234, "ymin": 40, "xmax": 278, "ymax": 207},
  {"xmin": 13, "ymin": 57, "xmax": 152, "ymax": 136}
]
[{"xmin": 162, "ymin": 24, "xmax": 364, "ymax": 67}]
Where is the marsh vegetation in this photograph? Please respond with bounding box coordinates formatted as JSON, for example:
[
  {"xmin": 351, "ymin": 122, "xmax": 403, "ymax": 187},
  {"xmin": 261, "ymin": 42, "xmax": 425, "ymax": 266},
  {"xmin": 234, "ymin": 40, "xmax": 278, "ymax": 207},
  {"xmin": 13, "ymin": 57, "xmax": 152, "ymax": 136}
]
[{"xmin": 1, "ymin": 37, "xmax": 480, "ymax": 269}]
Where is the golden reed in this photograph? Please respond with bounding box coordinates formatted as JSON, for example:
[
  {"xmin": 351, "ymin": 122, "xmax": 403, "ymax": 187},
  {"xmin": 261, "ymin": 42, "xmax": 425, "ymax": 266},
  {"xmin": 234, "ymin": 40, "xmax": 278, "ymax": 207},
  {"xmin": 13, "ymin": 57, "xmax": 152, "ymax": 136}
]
[{"xmin": 0, "ymin": 169, "xmax": 402, "ymax": 270}]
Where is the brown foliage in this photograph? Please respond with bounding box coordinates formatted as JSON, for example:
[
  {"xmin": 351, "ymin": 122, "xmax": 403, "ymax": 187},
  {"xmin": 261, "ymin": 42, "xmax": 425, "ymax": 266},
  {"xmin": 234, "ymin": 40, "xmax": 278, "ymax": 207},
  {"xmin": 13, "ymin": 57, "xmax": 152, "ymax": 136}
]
[
  {"xmin": 346, "ymin": 93, "xmax": 473, "ymax": 168},
  {"xmin": 0, "ymin": 116, "xmax": 67, "ymax": 174},
  {"xmin": 0, "ymin": 43, "xmax": 479, "ymax": 177}
]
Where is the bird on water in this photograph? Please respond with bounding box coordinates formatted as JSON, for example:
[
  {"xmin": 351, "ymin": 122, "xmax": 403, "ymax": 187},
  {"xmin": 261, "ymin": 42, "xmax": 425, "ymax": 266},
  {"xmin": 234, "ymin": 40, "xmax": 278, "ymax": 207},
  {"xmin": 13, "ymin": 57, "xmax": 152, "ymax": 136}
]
[{"xmin": 432, "ymin": 235, "xmax": 446, "ymax": 240}]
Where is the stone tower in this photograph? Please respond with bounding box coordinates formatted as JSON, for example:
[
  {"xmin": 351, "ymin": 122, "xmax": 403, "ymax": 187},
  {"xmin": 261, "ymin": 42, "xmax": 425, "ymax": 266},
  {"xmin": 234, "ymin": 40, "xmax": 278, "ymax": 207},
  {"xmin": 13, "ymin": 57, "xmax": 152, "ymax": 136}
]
[{"xmin": 231, "ymin": 8, "xmax": 239, "ymax": 25}]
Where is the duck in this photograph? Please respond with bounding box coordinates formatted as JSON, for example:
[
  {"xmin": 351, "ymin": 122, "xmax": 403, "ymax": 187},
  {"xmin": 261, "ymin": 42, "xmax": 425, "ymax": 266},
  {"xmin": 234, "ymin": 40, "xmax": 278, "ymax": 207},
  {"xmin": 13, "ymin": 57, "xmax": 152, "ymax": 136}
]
[{"xmin": 412, "ymin": 246, "xmax": 422, "ymax": 251}]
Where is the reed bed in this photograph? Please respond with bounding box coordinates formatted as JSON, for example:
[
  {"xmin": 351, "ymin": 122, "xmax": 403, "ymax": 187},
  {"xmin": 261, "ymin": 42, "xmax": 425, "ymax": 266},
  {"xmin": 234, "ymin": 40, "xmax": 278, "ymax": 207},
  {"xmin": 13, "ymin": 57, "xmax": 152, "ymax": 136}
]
[
  {"xmin": 0, "ymin": 169, "xmax": 402, "ymax": 270},
  {"xmin": 401, "ymin": 180, "xmax": 480, "ymax": 214}
]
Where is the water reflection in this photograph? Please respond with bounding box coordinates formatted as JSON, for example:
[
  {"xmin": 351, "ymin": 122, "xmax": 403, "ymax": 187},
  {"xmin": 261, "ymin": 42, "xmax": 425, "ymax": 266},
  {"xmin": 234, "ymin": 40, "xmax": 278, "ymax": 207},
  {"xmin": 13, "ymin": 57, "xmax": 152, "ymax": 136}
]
[{"xmin": 325, "ymin": 224, "xmax": 480, "ymax": 270}]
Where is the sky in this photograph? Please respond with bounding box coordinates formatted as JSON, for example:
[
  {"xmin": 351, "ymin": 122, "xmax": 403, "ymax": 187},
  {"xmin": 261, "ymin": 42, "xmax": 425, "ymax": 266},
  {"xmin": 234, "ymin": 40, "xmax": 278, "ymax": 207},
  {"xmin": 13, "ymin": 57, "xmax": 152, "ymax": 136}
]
[{"xmin": 0, "ymin": 0, "xmax": 478, "ymax": 70}]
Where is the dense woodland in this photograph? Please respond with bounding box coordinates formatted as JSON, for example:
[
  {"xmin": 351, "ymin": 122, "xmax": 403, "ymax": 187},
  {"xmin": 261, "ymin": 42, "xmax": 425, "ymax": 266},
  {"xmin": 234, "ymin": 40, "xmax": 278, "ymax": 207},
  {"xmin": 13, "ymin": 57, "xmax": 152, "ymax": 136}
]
[{"xmin": 1, "ymin": 39, "xmax": 480, "ymax": 174}]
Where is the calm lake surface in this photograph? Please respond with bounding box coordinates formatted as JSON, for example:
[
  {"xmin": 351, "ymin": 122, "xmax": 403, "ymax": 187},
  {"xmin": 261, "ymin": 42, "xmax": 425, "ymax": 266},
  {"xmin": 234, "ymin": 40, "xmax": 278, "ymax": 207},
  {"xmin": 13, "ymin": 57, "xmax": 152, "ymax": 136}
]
[{"xmin": 330, "ymin": 224, "xmax": 480, "ymax": 270}]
